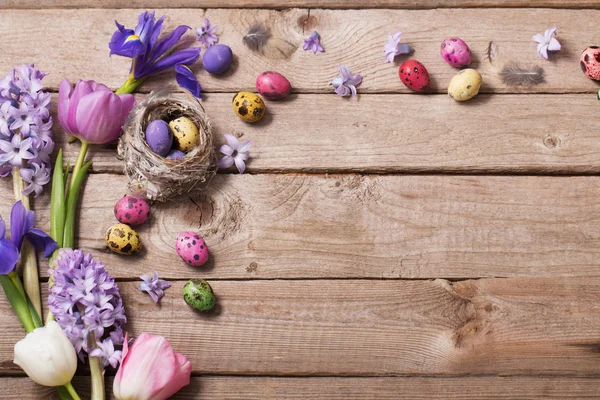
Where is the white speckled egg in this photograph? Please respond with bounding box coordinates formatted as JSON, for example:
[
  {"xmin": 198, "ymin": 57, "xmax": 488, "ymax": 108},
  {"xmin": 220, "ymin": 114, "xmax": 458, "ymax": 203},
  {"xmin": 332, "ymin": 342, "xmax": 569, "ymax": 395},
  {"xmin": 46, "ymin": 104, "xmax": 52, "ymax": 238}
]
[
  {"xmin": 448, "ymin": 69, "xmax": 482, "ymax": 101},
  {"xmin": 169, "ymin": 117, "xmax": 199, "ymax": 152}
]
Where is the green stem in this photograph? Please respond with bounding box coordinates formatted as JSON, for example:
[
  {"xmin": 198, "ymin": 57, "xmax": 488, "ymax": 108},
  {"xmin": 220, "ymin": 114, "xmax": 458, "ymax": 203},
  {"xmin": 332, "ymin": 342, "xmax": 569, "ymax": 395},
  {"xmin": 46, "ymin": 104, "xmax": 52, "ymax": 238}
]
[
  {"xmin": 56, "ymin": 386, "xmax": 74, "ymax": 400},
  {"xmin": 0, "ymin": 275, "xmax": 35, "ymax": 333},
  {"xmin": 69, "ymin": 142, "xmax": 89, "ymax": 193},
  {"xmin": 87, "ymin": 332, "xmax": 105, "ymax": 400},
  {"xmin": 63, "ymin": 160, "xmax": 92, "ymax": 249},
  {"xmin": 63, "ymin": 382, "xmax": 82, "ymax": 400},
  {"xmin": 50, "ymin": 149, "xmax": 66, "ymax": 249},
  {"xmin": 115, "ymin": 76, "xmax": 146, "ymax": 95},
  {"xmin": 8, "ymin": 272, "xmax": 42, "ymax": 328}
]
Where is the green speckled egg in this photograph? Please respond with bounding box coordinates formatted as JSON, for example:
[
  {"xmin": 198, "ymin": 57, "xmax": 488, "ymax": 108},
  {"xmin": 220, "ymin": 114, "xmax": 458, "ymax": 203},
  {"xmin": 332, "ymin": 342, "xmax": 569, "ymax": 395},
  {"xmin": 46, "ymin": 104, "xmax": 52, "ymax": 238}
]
[
  {"xmin": 169, "ymin": 116, "xmax": 199, "ymax": 152},
  {"xmin": 183, "ymin": 279, "xmax": 216, "ymax": 311},
  {"xmin": 232, "ymin": 92, "xmax": 265, "ymax": 123},
  {"xmin": 105, "ymin": 223, "xmax": 142, "ymax": 255},
  {"xmin": 448, "ymin": 68, "xmax": 482, "ymax": 101}
]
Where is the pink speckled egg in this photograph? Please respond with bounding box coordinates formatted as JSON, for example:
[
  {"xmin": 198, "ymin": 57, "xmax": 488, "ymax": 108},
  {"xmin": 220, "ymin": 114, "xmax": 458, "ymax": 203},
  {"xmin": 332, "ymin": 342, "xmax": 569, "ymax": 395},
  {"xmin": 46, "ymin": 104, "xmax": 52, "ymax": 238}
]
[
  {"xmin": 114, "ymin": 196, "xmax": 151, "ymax": 226},
  {"xmin": 176, "ymin": 232, "xmax": 209, "ymax": 267},
  {"xmin": 440, "ymin": 37, "xmax": 472, "ymax": 68},
  {"xmin": 256, "ymin": 71, "xmax": 292, "ymax": 100},
  {"xmin": 580, "ymin": 46, "xmax": 600, "ymax": 80}
]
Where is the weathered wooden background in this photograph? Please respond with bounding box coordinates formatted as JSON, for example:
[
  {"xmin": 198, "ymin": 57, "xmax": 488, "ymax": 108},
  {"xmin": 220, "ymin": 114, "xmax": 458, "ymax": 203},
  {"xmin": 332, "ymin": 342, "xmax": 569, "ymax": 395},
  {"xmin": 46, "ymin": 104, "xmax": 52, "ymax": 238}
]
[{"xmin": 1, "ymin": 0, "xmax": 600, "ymax": 398}]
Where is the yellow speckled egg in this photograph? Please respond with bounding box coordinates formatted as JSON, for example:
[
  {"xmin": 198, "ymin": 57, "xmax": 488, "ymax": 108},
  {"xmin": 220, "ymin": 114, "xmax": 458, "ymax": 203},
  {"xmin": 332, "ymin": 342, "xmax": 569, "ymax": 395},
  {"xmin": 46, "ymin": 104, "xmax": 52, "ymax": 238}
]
[
  {"xmin": 232, "ymin": 92, "xmax": 265, "ymax": 123},
  {"xmin": 106, "ymin": 223, "xmax": 142, "ymax": 255},
  {"xmin": 169, "ymin": 117, "xmax": 199, "ymax": 152},
  {"xmin": 448, "ymin": 68, "xmax": 482, "ymax": 101}
]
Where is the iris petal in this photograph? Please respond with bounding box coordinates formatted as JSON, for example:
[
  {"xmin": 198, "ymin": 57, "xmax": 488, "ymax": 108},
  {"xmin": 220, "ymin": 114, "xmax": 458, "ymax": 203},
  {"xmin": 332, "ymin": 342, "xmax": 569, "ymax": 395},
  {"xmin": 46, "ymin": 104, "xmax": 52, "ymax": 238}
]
[
  {"xmin": 10, "ymin": 200, "xmax": 29, "ymax": 250},
  {"xmin": 175, "ymin": 65, "xmax": 201, "ymax": 98},
  {"xmin": 25, "ymin": 229, "xmax": 57, "ymax": 258},
  {"xmin": 0, "ymin": 238, "xmax": 19, "ymax": 275}
]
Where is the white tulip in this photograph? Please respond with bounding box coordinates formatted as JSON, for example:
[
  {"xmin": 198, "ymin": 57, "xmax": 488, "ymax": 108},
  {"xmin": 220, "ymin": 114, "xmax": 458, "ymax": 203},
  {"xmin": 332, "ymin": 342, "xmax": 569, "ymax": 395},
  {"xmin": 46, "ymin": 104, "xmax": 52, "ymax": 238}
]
[{"xmin": 13, "ymin": 320, "xmax": 77, "ymax": 386}]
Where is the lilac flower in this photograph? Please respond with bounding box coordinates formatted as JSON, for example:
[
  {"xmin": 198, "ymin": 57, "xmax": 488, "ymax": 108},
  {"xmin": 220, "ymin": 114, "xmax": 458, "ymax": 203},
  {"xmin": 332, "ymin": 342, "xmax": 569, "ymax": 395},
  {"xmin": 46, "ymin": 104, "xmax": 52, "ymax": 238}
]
[
  {"xmin": 383, "ymin": 31, "xmax": 413, "ymax": 63},
  {"xmin": 109, "ymin": 11, "xmax": 201, "ymax": 79},
  {"xmin": 532, "ymin": 26, "xmax": 561, "ymax": 60},
  {"xmin": 216, "ymin": 134, "xmax": 252, "ymax": 174},
  {"xmin": 0, "ymin": 135, "xmax": 34, "ymax": 167},
  {"xmin": 20, "ymin": 163, "xmax": 50, "ymax": 197},
  {"xmin": 196, "ymin": 18, "xmax": 218, "ymax": 47},
  {"xmin": 139, "ymin": 271, "xmax": 171, "ymax": 303},
  {"xmin": 175, "ymin": 65, "xmax": 202, "ymax": 98},
  {"xmin": 330, "ymin": 65, "xmax": 362, "ymax": 97},
  {"xmin": 49, "ymin": 248, "xmax": 126, "ymax": 368},
  {"xmin": 303, "ymin": 31, "xmax": 324, "ymax": 54},
  {"xmin": 0, "ymin": 201, "xmax": 57, "ymax": 274}
]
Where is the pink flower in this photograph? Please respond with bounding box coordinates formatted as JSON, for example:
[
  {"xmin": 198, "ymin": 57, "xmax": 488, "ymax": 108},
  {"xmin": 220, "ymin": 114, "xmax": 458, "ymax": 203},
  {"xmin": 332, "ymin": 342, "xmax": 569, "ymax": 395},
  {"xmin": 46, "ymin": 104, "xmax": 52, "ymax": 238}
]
[
  {"xmin": 113, "ymin": 333, "xmax": 192, "ymax": 400},
  {"xmin": 58, "ymin": 79, "xmax": 135, "ymax": 144}
]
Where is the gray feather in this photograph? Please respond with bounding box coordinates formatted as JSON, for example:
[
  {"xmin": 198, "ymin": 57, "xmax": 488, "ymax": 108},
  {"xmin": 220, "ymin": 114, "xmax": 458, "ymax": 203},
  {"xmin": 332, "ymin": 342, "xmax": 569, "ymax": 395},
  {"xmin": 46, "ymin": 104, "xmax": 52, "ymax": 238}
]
[
  {"xmin": 242, "ymin": 23, "xmax": 296, "ymax": 59},
  {"xmin": 500, "ymin": 64, "xmax": 546, "ymax": 87},
  {"xmin": 243, "ymin": 24, "xmax": 271, "ymax": 52},
  {"xmin": 485, "ymin": 41, "xmax": 500, "ymax": 66}
]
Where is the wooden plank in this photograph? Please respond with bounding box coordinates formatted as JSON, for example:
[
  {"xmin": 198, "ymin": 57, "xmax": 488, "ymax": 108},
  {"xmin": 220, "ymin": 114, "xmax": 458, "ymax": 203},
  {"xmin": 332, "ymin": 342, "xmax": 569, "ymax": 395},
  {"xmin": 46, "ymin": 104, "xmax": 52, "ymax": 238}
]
[
  {"xmin": 3, "ymin": 0, "xmax": 600, "ymax": 10},
  {"xmin": 3, "ymin": 278, "xmax": 600, "ymax": 375},
  {"xmin": 0, "ymin": 8, "xmax": 598, "ymax": 94},
  {"xmin": 47, "ymin": 93, "xmax": 600, "ymax": 175},
  {"xmin": 4, "ymin": 173, "xmax": 600, "ymax": 280},
  {"xmin": 3, "ymin": 376, "xmax": 600, "ymax": 399}
]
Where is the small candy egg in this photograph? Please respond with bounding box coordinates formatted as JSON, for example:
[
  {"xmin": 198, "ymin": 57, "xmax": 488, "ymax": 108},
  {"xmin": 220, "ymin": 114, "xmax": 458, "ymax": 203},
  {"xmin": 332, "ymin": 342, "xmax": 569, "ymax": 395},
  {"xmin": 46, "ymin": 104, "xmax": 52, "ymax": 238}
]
[
  {"xmin": 580, "ymin": 46, "xmax": 600, "ymax": 80},
  {"xmin": 440, "ymin": 37, "xmax": 472, "ymax": 68},
  {"xmin": 113, "ymin": 195, "xmax": 151, "ymax": 226},
  {"xmin": 256, "ymin": 71, "xmax": 292, "ymax": 100},
  {"xmin": 448, "ymin": 68, "xmax": 482, "ymax": 101},
  {"xmin": 183, "ymin": 279, "xmax": 216, "ymax": 311},
  {"xmin": 106, "ymin": 223, "xmax": 142, "ymax": 255},
  {"xmin": 169, "ymin": 117, "xmax": 199, "ymax": 152},
  {"xmin": 232, "ymin": 92, "xmax": 265, "ymax": 123},
  {"xmin": 176, "ymin": 231, "xmax": 209, "ymax": 266},
  {"xmin": 145, "ymin": 120, "xmax": 173, "ymax": 157},
  {"xmin": 166, "ymin": 149, "xmax": 186, "ymax": 160},
  {"xmin": 202, "ymin": 44, "xmax": 233, "ymax": 75},
  {"xmin": 398, "ymin": 60, "xmax": 430, "ymax": 92}
]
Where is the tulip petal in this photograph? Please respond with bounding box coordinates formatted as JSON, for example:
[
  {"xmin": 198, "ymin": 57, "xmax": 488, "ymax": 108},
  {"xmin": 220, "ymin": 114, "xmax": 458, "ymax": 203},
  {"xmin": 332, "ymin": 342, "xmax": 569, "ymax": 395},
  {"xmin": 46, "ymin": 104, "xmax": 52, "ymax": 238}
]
[
  {"xmin": 150, "ymin": 352, "xmax": 192, "ymax": 400},
  {"xmin": 67, "ymin": 80, "xmax": 94, "ymax": 135},
  {"xmin": 74, "ymin": 90, "xmax": 124, "ymax": 144},
  {"xmin": 58, "ymin": 79, "xmax": 74, "ymax": 133}
]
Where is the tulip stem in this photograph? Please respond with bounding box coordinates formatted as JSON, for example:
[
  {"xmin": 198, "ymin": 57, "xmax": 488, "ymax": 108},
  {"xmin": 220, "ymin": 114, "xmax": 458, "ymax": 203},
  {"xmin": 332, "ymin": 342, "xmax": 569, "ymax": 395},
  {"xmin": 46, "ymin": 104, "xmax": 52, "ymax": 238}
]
[
  {"xmin": 12, "ymin": 168, "xmax": 42, "ymax": 319},
  {"xmin": 70, "ymin": 141, "xmax": 89, "ymax": 193},
  {"xmin": 64, "ymin": 382, "xmax": 82, "ymax": 400}
]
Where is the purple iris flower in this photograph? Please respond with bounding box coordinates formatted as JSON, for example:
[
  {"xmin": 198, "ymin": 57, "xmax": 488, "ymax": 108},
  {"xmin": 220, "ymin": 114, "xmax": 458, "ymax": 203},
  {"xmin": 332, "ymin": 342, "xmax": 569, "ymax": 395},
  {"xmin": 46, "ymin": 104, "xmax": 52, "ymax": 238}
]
[
  {"xmin": 109, "ymin": 11, "xmax": 201, "ymax": 79},
  {"xmin": 175, "ymin": 65, "xmax": 202, "ymax": 98},
  {"xmin": 0, "ymin": 201, "xmax": 57, "ymax": 274}
]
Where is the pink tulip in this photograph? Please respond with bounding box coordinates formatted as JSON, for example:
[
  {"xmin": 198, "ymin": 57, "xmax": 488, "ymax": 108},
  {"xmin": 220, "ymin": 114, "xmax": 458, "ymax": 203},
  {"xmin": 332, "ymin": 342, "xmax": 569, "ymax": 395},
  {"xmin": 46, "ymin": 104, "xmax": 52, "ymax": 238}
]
[
  {"xmin": 58, "ymin": 79, "xmax": 135, "ymax": 144},
  {"xmin": 113, "ymin": 333, "xmax": 192, "ymax": 400}
]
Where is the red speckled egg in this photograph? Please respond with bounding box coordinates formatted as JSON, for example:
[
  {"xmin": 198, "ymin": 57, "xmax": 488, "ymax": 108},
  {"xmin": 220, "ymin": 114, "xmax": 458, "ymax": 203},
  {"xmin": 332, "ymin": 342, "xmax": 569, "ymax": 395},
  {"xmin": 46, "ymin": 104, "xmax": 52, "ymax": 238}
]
[
  {"xmin": 398, "ymin": 60, "xmax": 430, "ymax": 92},
  {"xmin": 114, "ymin": 196, "xmax": 151, "ymax": 226},
  {"xmin": 256, "ymin": 71, "xmax": 292, "ymax": 100},
  {"xmin": 176, "ymin": 232, "xmax": 209, "ymax": 267},
  {"xmin": 580, "ymin": 46, "xmax": 600, "ymax": 80}
]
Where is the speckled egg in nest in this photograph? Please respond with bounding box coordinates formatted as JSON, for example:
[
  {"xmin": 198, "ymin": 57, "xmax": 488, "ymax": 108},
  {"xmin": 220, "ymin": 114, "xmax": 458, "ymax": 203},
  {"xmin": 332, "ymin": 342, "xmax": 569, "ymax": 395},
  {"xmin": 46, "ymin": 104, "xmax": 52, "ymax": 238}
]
[{"xmin": 118, "ymin": 90, "xmax": 216, "ymax": 201}]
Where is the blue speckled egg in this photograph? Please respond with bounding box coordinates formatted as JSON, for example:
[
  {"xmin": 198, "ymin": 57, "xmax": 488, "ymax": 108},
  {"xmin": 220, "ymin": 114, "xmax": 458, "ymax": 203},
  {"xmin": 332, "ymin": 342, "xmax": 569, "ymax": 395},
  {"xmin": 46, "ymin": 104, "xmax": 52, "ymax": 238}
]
[
  {"xmin": 202, "ymin": 44, "xmax": 233, "ymax": 75},
  {"xmin": 167, "ymin": 149, "xmax": 186, "ymax": 160},
  {"xmin": 145, "ymin": 120, "xmax": 173, "ymax": 157}
]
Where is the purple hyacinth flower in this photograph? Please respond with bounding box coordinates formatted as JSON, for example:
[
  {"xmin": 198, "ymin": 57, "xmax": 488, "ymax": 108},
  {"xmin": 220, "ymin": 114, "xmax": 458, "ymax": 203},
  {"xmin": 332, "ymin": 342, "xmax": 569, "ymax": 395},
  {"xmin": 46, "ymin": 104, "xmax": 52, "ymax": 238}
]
[
  {"xmin": 0, "ymin": 135, "xmax": 34, "ymax": 167},
  {"xmin": 330, "ymin": 65, "xmax": 362, "ymax": 97},
  {"xmin": 139, "ymin": 271, "xmax": 171, "ymax": 303},
  {"xmin": 0, "ymin": 102, "xmax": 12, "ymax": 137},
  {"xmin": 383, "ymin": 31, "xmax": 413, "ymax": 63},
  {"xmin": 20, "ymin": 163, "xmax": 50, "ymax": 198},
  {"xmin": 532, "ymin": 26, "xmax": 561, "ymax": 60},
  {"xmin": 109, "ymin": 11, "xmax": 201, "ymax": 79},
  {"xmin": 196, "ymin": 18, "xmax": 218, "ymax": 47},
  {"xmin": 175, "ymin": 65, "xmax": 202, "ymax": 98},
  {"xmin": 216, "ymin": 134, "xmax": 252, "ymax": 174},
  {"xmin": 90, "ymin": 337, "xmax": 123, "ymax": 369},
  {"xmin": 303, "ymin": 31, "xmax": 324, "ymax": 54}
]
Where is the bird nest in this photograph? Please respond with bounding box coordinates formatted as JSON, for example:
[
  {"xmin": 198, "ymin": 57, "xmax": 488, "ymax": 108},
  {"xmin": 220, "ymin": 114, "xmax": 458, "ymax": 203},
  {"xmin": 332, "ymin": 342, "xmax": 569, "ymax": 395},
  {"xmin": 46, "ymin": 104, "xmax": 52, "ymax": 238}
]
[{"xmin": 117, "ymin": 90, "xmax": 215, "ymax": 202}]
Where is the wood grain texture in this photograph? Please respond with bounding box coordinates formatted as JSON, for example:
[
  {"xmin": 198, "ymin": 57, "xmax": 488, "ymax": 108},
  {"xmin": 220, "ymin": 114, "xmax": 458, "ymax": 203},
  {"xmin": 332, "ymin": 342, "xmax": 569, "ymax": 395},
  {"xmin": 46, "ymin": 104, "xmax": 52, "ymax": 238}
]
[
  {"xmin": 2, "ymin": 376, "xmax": 600, "ymax": 399},
  {"xmin": 3, "ymin": 278, "xmax": 600, "ymax": 375},
  {"xmin": 0, "ymin": 8, "xmax": 598, "ymax": 94},
  {"xmin": 44, "ymin": 93, "xmax": 600, "ymax": 174},
  {"xmin": 3, "ymin": 173, "xmax": 600, "ymax": 281}
]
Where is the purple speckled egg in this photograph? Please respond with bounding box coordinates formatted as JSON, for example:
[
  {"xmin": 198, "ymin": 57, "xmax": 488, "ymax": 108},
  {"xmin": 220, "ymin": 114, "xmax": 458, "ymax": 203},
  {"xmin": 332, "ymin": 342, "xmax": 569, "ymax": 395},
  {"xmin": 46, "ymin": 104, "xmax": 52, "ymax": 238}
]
[
  {"xmin": 145, "ymin": 120, "xmax": 173, "ymax": 156},
  {"xmin": 202, "ymin": 44, "xmax": 233, "ymax": 75},
  {"xmin": 166, "ymin": 149, "xmax": 186, "ymax": 160},
  {"xmin": 176, "ymin": 232, "xmax": 209, "ymax": 267},
  {"xmin": 440, "ymin": 37, "xmax": 472, "ymax": 68},
  {"xmin": 256, "ymin": 71, "xmax": 292, "ymax": 100},
  {"xmin": 114, "ymin": 196, "xmax": 151, "ymax": 226}
]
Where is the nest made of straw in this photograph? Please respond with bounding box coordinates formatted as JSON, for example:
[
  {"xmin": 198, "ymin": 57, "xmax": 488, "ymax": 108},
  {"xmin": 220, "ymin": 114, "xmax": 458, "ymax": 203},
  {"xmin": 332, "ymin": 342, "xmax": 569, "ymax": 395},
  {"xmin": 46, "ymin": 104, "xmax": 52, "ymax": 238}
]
[{"xmin": 118, "ymin": 90, "xmax": 215, "ymax": 202}]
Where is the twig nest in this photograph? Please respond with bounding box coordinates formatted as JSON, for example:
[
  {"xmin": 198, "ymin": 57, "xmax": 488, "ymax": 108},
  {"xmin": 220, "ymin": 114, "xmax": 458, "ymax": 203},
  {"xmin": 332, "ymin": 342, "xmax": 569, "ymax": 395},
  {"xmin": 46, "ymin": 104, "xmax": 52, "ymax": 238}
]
[{"xmin": 118, "ymin": 90, "xmax": 215, "ymax": 201}]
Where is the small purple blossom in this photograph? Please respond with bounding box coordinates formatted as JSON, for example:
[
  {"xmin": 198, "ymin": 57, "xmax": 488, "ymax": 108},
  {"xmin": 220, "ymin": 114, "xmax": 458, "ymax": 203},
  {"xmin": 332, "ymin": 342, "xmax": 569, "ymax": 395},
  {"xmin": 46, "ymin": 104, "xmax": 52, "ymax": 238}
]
[
  {"xmin": 49, "ymin": 248, "xmax": 126, "ymax": 368},
  {"xmin": 196, "ymin": 18, "xmax": 218, "ymax": 48},
  {"xmin": 383, "ymin": 31, "xmax": 413, "ymax": 63},
  {"xmin": 216, "ymin": 134, "xmax": 252, "ymax": 174},
  {"xmin": 139, "ymin": 271, "xmax": 171, "ymax": 303},
  {"xmin": 20, "ymin": 162, "xmax": 50, "ymax": 197},
  {"xmin": 532, "ymin": 26, "xmax": 561, "ymax": 60},
  {"xmin": 330, "ymin": 65, "xmax": 362, "ymax": 97},
  {"xmin": 0, "ymin": 135, "xmax": 34, "ymax": 167},
  {"xmin": 303, "ymin": 31, "xmax": 324, "ymax": 54}
]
